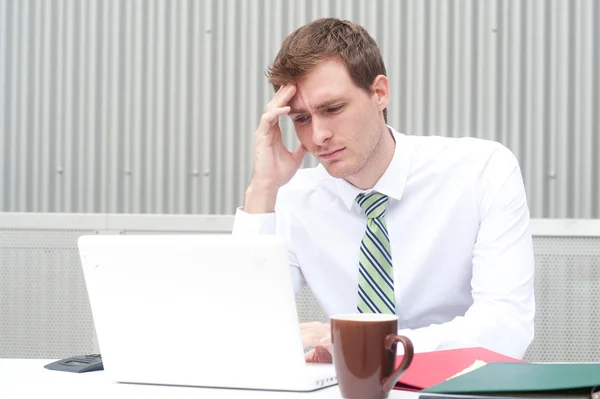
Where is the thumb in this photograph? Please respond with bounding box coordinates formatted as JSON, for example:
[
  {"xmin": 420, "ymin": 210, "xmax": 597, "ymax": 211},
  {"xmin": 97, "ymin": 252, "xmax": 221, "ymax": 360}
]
[
  {"xmin": 304, "ymin": 349, "xmax": 317, "ymax": 363},
  {"xmin": 312, "ymin": 346, "xmax": 333, "ymax": 363},
  {"xmin": 320, "ymin": 337, "xmax": 333, "ymax": 354},
  {"xmin": 292, "ymin": 143, "xmax": 308, "ymax": 164}
]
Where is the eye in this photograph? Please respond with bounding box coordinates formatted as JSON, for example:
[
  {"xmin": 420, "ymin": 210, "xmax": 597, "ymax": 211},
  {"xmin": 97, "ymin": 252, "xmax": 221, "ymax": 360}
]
[
  {"xmin": 294, "ymin": 115, "xmax": 310, "ymax": 124},
  {"xmin": 327, "ymin": 105, "xmax": 343, "ymax": 113}
]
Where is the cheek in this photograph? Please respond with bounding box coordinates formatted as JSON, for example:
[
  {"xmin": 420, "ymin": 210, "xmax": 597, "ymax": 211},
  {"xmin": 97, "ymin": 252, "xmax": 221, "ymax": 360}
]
[{"xmin": 295, "ymin": 127, "xmax": 313, "ymax": 147}]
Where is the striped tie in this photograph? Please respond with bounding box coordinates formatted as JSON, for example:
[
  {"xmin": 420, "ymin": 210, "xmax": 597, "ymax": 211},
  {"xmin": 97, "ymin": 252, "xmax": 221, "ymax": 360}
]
[{"xmin": 356, "ymin": 192, "xmax": 395, "ymax": 314}]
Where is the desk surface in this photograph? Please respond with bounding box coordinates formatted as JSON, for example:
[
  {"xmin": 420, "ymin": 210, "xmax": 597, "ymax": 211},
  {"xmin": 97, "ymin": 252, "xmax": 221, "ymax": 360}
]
[{"xmin": 0, "ymin": 359, "xmax": 419, "ymax": 399}]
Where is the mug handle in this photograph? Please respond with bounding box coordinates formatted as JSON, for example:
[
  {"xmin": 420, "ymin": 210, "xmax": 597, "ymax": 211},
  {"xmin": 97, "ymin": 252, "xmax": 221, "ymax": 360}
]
[{"xmin": 381, "ymin": 334, "xmax": 414, "ymax": 393}]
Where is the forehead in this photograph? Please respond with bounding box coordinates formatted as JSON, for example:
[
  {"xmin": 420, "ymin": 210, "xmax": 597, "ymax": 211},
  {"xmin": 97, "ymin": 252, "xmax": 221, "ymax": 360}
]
[{"xmin": 288, "ymin": 59, "xmax": 364, "ymax": 111}]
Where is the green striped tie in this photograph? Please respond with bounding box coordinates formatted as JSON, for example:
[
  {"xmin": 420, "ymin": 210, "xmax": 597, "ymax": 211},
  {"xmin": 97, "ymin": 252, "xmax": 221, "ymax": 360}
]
[{"xmin": 356, "ymin": 192, "xmax": 395, "ymax": 314}]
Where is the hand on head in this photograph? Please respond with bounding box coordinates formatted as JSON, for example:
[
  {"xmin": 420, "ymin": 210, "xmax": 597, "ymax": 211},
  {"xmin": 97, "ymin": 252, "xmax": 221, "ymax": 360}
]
[{"xmin": 244, "ymin": 84, "xmax": 308, "ymax": 214}]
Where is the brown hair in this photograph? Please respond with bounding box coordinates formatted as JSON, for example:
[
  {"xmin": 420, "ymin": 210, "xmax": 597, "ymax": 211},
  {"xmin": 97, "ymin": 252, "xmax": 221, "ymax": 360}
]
[{"xmin": 267, "ymin": 18, "xmax": 388, "ymax": 122}]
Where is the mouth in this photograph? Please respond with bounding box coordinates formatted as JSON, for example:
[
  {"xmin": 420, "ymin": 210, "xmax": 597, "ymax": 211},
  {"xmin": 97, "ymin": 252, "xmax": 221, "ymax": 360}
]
[{"xmin": 318, "ymin": 148, "xmax": 345, "ymax": 161}]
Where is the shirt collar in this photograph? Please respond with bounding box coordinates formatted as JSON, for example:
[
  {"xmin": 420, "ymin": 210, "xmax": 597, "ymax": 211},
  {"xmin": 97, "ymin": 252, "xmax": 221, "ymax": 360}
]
[{"xmin": 334, "ymin": 126, "xmax": 413, "ymax": 210}]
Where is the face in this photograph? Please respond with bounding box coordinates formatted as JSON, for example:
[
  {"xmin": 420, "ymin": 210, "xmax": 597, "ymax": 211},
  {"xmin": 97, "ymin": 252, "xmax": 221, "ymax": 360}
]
[{"xmin": 287, "ymin": 59, "xmax": 391, "ymax": 184}]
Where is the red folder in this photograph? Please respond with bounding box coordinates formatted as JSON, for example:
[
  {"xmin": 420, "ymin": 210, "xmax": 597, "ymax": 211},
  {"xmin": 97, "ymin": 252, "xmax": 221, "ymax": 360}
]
[{"xmin": 394, "ymin": 347, "xmax": 524, "ymax": 391}]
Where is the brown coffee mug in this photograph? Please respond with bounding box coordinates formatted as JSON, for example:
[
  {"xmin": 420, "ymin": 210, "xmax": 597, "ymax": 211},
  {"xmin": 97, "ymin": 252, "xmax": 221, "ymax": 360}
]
[{"xmin": 331, "ymin": 314, "xmax": 414, "ymax": 399}]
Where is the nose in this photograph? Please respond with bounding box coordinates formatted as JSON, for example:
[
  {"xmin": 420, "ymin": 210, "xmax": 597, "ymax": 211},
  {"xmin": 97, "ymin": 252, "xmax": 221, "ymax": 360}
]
[{"xmin": 311, "ymin": 117, "xmax": 332, "ymax": 146}]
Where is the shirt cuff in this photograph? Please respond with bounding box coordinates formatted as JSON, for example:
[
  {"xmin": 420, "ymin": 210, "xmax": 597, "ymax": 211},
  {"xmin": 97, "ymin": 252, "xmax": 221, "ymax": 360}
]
[
  {"xmin": 396, "ymin": 327, "xmax": 441, "ymax": 354},
  {"xmin": 232, "ymin": 207, "xmax": 277, "ymax": 235}
]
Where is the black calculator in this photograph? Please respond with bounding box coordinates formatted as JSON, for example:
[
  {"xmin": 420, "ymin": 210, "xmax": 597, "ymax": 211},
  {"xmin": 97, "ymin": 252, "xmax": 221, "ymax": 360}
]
[{"xmin": 44, "ymin": 354, "xmax": 104, "ymax": 373}]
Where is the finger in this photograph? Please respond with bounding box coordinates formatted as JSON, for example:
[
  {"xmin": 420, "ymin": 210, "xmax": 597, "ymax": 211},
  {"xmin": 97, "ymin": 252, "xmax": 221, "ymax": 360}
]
[
  {"xmin": 258, "ymin": 106, "xmax": 291, "ymax": 130},
  {"xmin": 273, "ymin": 84, "xmax": 287, "ymax": 101},
  {"xmin": 300, "ymin": 322, "xmax": 330, "ymax": 335},
  {"xmin": 292, "ymin": 144, "xmax": 308, "ymax": 164},
  {"xmin": 319, "ymin": 334, "xmax": 331, "ymax": 346},
  {"xmin": 313, "ymin": 346, "xmax": 333, "ymax": 364},
  {"xmin": 301, "ymin": 333, "xmax": 323, "ymax": 348},
  {"xmin": 268, "ymin": 84, "xmax": 296, "ymax": 111},
  {"xmin": 304, "ymin": 349, "xmax": 316, "ymax": 363},
  {"xmin": 301, "ymin": 328, "xmax": 329, "ymax": 348},
  {"xmin": 320, "ymin": 341, "xmax": 332, "ymax": 352},
  {"xmin": 299, "ymin": 321, "xmax": 323, "ymax": 330},
  {"xmin": 266, "ymin": 85, "xmax": 285, "ymax": 110},
  {"xmin": 277, "ymin": 84, "xmax": 296, "ymax": 107}
]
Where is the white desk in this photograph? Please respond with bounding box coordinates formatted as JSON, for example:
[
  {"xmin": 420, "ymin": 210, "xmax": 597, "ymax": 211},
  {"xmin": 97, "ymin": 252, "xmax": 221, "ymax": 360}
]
[{"xmin": 0, "ymin": 360, "xmax": 419, "ymax": 399}]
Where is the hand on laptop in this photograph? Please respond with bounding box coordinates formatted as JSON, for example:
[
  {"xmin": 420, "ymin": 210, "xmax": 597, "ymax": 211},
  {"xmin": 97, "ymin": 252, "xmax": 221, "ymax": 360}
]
[
  {"xmin": 305, "ymin": 345, "xmax": 332, "ymax": 363},
  {"xmin": 300, "ymin": 322, "xmax": 332, "ymax": 364}
]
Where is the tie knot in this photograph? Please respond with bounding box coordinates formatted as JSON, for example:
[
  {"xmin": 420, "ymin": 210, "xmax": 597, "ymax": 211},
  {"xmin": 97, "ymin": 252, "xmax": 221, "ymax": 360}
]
[{"xmin": 356, "ymin": 192, "xmax": 389, "ymax": 219}]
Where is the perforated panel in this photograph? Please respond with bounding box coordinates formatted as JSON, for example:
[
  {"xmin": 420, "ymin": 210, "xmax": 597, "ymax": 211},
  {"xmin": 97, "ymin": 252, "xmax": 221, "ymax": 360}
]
[
  {"xmin": 295, "ymin": 287, "xmax": 328, "ymax": 324},
  {"xmin": 524, "ymin": 236, "xmax": 600, "ymax": 362},
  {"xmin": 0, "ymin": 227, "xmax": 326, "ymax": 359},
  {"xmin": 2, "ymin": 228, "xmax": 600, "ymax": 361},
  {"xmin": 0, "ymin": 230, "xmax": 99, "ymax": 358}
]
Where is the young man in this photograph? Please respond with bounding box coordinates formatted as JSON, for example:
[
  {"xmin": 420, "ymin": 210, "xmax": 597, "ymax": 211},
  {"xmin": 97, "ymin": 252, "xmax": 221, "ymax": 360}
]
[{"xmin": 234, "ymin": 18, "xmax": 535, "ymax": 363}]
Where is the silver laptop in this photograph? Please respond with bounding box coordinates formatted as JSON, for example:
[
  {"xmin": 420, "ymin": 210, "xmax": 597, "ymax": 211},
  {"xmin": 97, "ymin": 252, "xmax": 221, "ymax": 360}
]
[{"xmin": 78, "ymin": 234, "xmax": 337, "ymax": 391}]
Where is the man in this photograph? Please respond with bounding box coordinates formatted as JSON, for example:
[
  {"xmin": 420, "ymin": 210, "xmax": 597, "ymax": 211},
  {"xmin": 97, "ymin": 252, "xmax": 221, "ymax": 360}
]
[{"xmin": 233, "ymin": 18, "xmax": 535, "ymax": 363}]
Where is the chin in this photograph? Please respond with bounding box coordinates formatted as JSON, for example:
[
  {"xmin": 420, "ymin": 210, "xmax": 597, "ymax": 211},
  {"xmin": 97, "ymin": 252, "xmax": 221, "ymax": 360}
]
[{"xmin": 322, "ymin": 162, "xmax": 355, "ymax": 179}]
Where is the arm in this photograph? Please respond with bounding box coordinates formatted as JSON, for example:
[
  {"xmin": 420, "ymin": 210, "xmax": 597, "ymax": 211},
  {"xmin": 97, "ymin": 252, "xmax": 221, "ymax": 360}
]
[
  {"xmin": 232, "ymin": 207, "xmax": 306, "ymax": 294},
  {"xmin": 233, "ymin": 83, "xmax": 308, "ymax": 293},
  {"xmin": 397, "ymin": 148, "xmax": 535, "ymax": 358},
  {"xmin": 234, "ymin": 207, "xmax": 322, "ymax": 361},
  {"xmin": 243, "ymin": 83, "xmax": 307, "ymax": 214}
]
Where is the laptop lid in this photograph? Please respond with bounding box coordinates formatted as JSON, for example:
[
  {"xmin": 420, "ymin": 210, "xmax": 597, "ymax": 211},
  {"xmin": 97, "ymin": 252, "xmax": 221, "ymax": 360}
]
[{"xmin": 78, "ymin": 234, "xmax": 334, "ymax": 391}]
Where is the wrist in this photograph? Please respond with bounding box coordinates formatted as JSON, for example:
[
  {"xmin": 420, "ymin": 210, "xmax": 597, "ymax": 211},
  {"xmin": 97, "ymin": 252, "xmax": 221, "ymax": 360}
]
[{"xmin": 243, "ymin": 183, "xmax": 279, "ymax": 214}]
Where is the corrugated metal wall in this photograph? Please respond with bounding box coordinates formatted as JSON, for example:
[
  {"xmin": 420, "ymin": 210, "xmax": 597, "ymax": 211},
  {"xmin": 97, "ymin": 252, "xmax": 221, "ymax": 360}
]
[{"xmin": 1, "ymin": 0, "xmax": 598, "ymax": 217}]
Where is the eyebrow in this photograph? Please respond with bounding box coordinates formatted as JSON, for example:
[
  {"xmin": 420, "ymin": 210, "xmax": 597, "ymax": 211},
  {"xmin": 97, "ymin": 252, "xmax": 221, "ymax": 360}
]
[{"xmin": 289, "ymin": 98, "xmax": 347, "ymax": 115}]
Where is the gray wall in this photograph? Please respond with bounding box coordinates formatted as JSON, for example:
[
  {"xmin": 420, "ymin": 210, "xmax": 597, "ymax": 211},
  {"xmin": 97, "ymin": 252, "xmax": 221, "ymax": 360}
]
[{"xmin": 1, "ymin": 0, "xmax": 599, "ymax": 217}]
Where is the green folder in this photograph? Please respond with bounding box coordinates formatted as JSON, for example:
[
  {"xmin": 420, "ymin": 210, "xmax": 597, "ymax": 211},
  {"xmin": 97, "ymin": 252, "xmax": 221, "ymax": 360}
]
[{"xmin": 422, "ymin": 362, "xmax": 600, "ymax": 398}]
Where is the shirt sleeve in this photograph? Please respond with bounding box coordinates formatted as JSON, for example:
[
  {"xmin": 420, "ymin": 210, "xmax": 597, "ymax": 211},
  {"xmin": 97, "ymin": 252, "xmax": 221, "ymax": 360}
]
[
  {"xmin": 395, "ymin": 146, "xmax": 535, "ymax": 358},
  {"xmin": 232, "ymin": 207, "xmax": 307, "ymax": 294}
]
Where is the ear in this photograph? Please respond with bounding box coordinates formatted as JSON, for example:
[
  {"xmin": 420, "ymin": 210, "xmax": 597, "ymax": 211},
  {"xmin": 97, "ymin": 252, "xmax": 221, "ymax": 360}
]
[{"xmin": 371, "ymin": 75, "xmax": 390, "ymax": 112}]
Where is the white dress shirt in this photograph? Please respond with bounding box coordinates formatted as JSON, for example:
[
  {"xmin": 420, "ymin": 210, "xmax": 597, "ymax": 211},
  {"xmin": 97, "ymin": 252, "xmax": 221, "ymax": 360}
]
[{"xmin": 233, "ymin": 128, "xmax": 535, "ymax": 358}]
